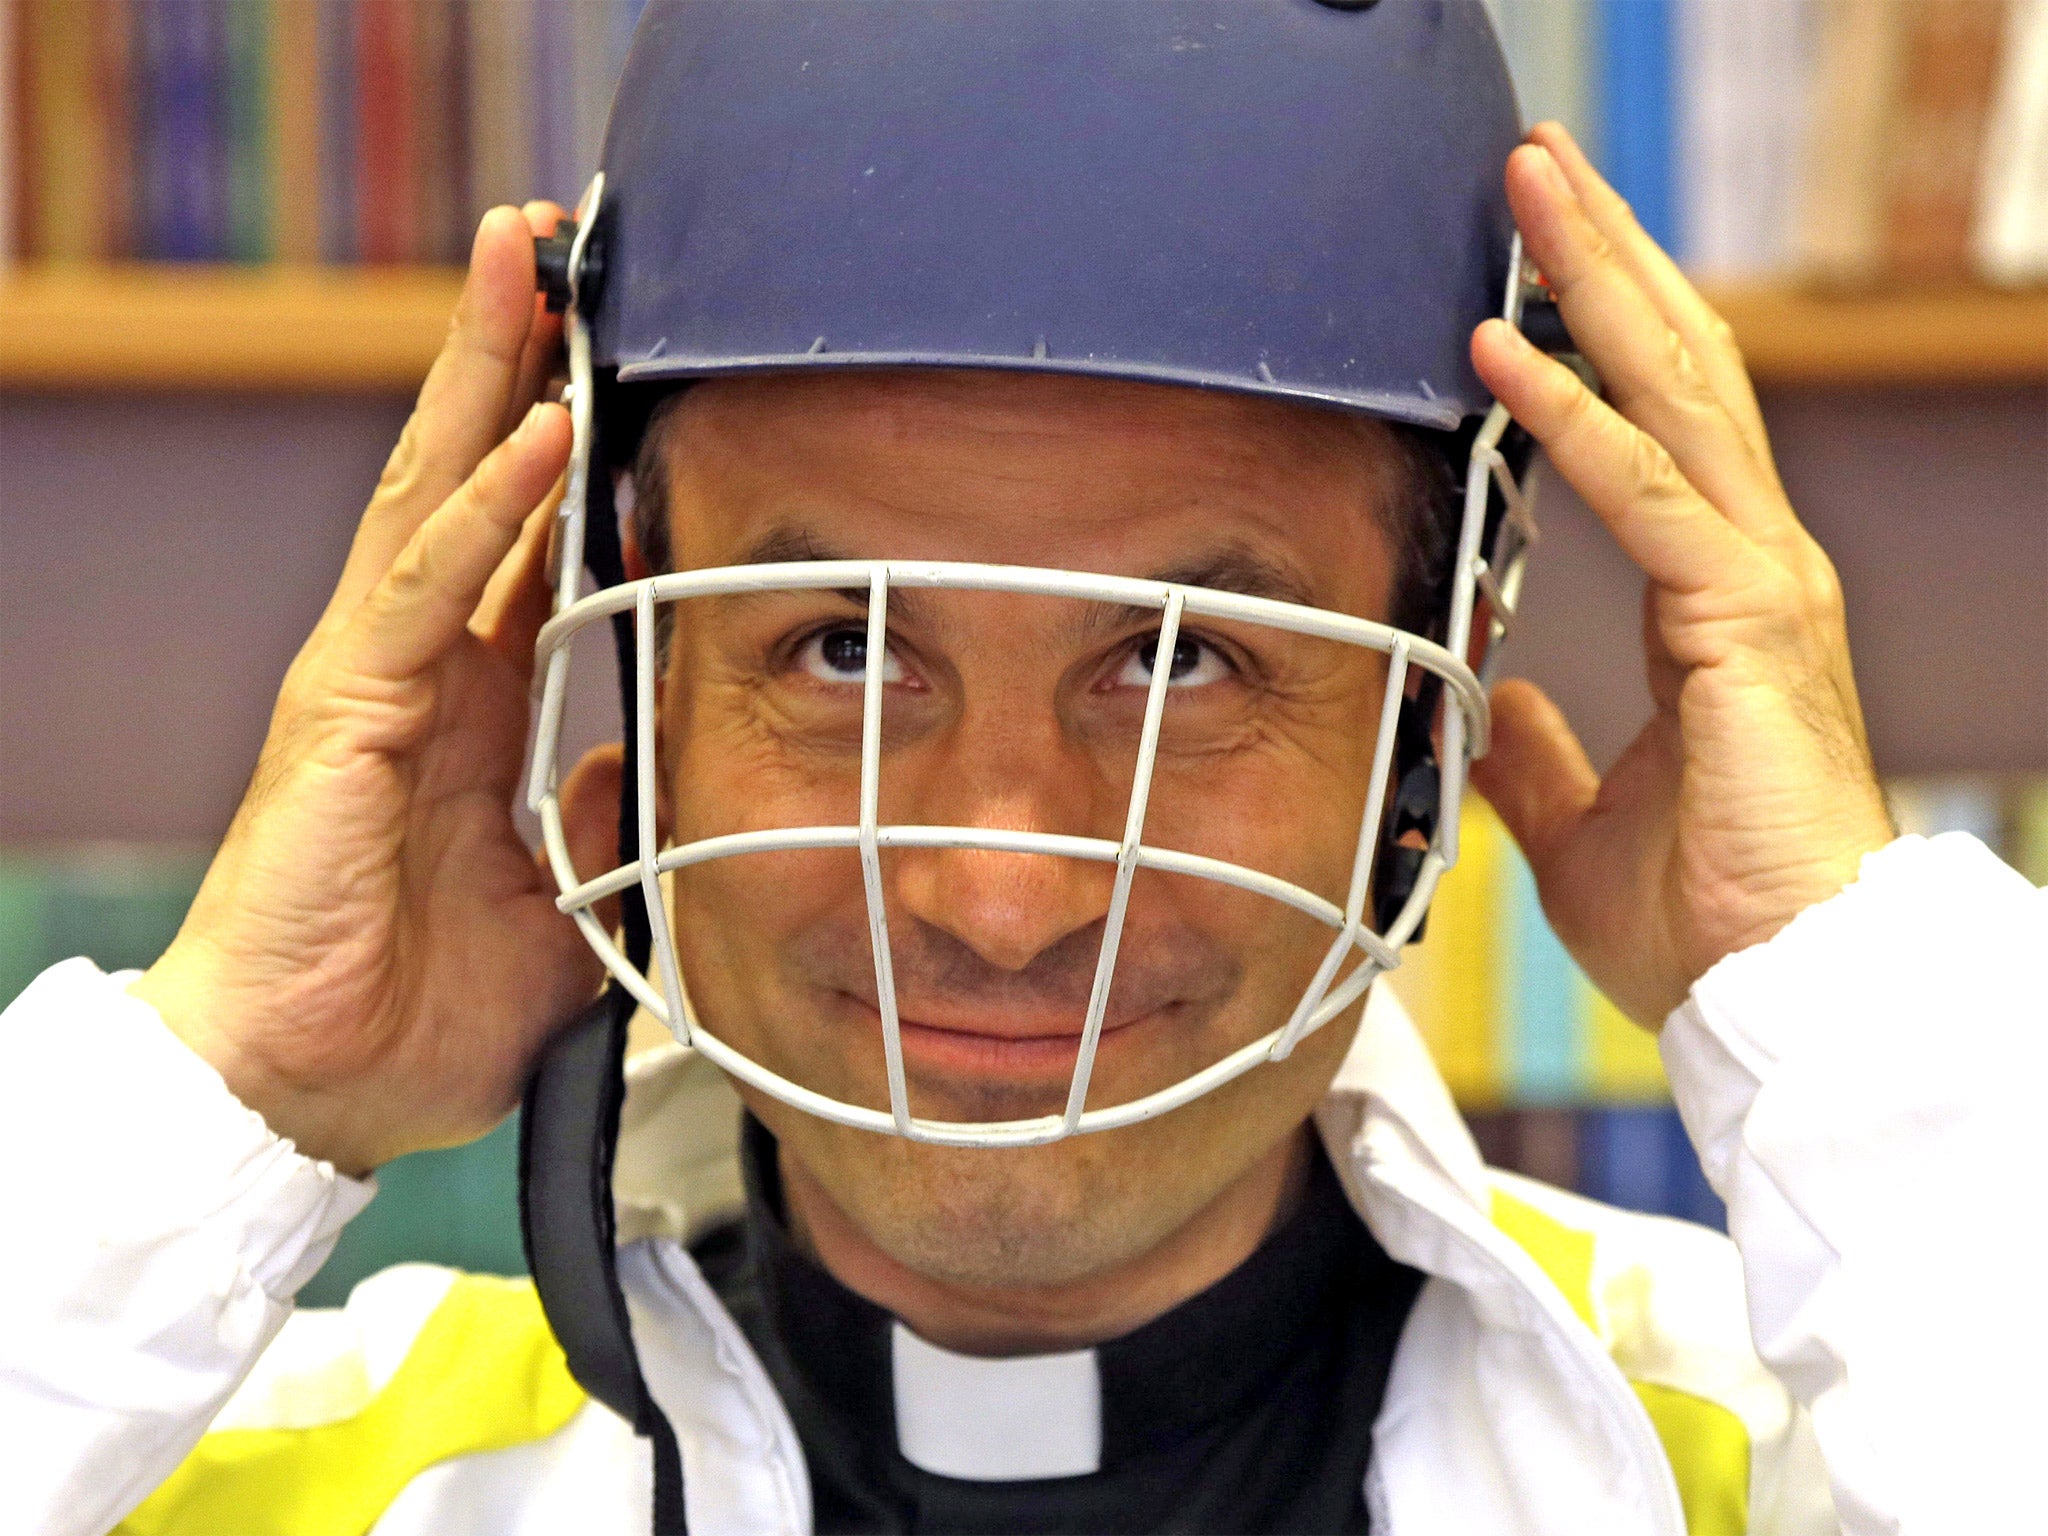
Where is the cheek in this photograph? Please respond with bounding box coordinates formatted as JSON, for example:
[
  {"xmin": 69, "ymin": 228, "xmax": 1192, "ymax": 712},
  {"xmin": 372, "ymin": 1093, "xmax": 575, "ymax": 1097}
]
[
  {"xmin": 1143, "ymin": 722, "xmax": 1380, "ymax": 903},
  {"xmin": 664, "ymin": 681, "xmax": 871, "ymax": 996}
]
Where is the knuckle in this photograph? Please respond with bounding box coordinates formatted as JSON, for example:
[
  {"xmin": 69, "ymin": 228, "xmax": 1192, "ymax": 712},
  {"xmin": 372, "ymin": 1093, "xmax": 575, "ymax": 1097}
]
[
  {"xmin": 1624, "ymin": 426, "xmax": 1691, "ymax": 507},
  {"xmin": 1795, "ymin": 546, "xmax": 1847, "ymax": 619},
  {"xmin": 374, "ymin": 418, "xmax": 424, "ymax": 500}
]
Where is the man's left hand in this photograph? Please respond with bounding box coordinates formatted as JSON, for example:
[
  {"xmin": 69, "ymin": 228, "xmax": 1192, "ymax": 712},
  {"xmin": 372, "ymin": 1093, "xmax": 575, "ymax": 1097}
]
[{"xmin": 1468, "ymin": 123, "xmax": 1895, "ymax": 1027}]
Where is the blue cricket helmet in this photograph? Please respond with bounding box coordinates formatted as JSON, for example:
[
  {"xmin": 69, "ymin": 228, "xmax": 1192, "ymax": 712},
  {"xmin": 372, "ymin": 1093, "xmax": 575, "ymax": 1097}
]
[{"xmin": 591, "ymin": 0, "xmax": 1525, "ymax": 433}]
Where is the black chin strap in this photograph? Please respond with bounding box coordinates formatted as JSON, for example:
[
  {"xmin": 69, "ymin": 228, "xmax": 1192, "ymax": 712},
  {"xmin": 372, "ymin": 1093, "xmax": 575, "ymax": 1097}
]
[{"xmin": 518, "ymin": 454, "xmax": 689, "ymax": 1534}]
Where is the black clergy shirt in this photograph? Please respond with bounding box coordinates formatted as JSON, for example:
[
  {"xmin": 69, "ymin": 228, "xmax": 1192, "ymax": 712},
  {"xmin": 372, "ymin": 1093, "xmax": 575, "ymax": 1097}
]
[{"xmin": 688, "ymin": 1117, "xmax": 1425, "ymax": 1534}]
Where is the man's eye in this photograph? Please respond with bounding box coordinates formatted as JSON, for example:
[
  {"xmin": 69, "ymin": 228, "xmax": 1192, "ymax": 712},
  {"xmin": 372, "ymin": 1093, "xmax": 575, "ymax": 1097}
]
[
  {"xmin": 797, "ymin": 626, "xmax": 905, "ymax": 685},
  {"xmin": 1114, "ymin": 633, "xmax": 1232, "ymax": 690}
]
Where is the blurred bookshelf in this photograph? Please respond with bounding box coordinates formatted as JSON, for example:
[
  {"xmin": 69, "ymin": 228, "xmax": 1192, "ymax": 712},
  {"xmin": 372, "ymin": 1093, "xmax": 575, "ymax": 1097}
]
[{"xmin": 2, "ymin": 267, "xmax": 2043, "ymax": 393}]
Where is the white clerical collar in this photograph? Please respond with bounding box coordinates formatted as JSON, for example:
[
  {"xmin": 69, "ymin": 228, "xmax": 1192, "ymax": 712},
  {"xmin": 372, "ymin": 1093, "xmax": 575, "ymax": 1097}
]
[{"xmin": 890, "ymin": 1321, "xmax": 1103, "ymax": 1481}]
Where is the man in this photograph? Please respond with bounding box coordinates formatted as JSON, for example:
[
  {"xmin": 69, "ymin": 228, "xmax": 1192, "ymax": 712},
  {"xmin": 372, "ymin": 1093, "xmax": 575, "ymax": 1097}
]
[{"xmin": 1, "ymin": 5, "xmax": 2040, "ymax": 1534}]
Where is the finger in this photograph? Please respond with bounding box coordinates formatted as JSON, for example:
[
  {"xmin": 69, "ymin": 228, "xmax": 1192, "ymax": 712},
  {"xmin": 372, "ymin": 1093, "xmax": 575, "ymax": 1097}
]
[
  {"xmin": 1473, "ymin": 319, "xmax": 1755, "ymax": 595},
  {"xmin": 471, "ymin": 471, "xmax": 565, "ymax": 668},
  {"xmin": 1505, "ymin": 144, "xmax": 1790, "ymax": 540},
  {"xmin": 343, "ymin": 403, "xmax": 573, "ymax": 682},
  {"xmin": 1528, "ymin": 123, "xmax": 1774, "ymax": 471},
  {"xmin": 328, "ymin": 208, "xmax": 550, "ymax": 617},
  {"xmin": 1470, "ymin": 678, "xmax": 1599, "ymax": 877},
  {"xmin": 555, "ymin": 743, "xmax": 627, "ymax": 936}
]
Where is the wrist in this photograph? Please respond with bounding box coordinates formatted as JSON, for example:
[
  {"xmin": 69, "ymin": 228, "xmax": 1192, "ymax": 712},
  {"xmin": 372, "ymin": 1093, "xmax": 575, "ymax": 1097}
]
[{"xmin": 130, "ymin": 943, "xmax": 375, "ymax": 1177}]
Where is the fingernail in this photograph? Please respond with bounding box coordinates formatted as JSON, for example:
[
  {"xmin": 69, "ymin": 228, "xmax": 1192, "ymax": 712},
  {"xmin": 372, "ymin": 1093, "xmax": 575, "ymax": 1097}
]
[{"xmin": 513, "ymin": 403, "xmax": 547, "ymax": 443}]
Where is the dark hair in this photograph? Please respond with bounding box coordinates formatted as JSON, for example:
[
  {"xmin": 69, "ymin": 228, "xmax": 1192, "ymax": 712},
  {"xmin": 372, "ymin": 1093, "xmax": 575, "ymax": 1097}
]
[{"xmin": 624, "ymin": 386, "xmax": 1462, "ymax": 651}]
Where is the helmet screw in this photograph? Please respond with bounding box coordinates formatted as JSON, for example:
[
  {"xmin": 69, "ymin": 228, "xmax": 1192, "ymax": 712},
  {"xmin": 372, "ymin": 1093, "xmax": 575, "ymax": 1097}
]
[{"xmin": 534, "ymin": 220, "xmax": 579, "ymax": 314}]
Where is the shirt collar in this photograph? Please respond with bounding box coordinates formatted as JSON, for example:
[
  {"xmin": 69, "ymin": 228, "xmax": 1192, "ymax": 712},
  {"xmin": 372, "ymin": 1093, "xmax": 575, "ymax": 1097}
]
[{"xmin": 733, "ymin": 1111, "xmax": 1390, "ymax": 1481}]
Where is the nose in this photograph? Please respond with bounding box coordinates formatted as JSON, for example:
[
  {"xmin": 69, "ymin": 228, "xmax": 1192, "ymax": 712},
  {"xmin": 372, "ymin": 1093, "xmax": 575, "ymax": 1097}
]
[{"xmin": 889, "ymin": 703, "xmax": 1121, "ymax": 974}]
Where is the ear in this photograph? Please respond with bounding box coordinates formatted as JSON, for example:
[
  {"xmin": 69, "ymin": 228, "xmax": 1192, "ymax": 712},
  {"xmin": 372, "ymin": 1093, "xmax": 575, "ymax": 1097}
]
[
  {"xmin": 557, "ymin": 743, "xmax": 627, "ymax": 916},
  {"xmin": 617, "ymin": 470, "xmax": 653, "ymax": 582}
]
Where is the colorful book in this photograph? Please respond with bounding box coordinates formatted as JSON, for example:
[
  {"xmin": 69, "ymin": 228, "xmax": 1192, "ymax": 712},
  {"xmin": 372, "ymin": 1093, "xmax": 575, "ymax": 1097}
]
[
  {"xmin": 95, "ymin": 0, "xmax": 139, "ymax": 261},
  {"xmin": 355, "ymin": 0, "xmax": 417, "ymax": 264},
  {"xmin": 135, "ymin": 0, "xmax": 231, "ymax": 261},
  {"xmin": 1595, "ymin": 0, "xmax": 1680, "ymax": 256},
  {"xmin": 224, "ymin": 0, "xmax": 272, "ymax": 263},
  {"xmin": 1676, "ymin": 0, "xmax": 1818, "ymax": 280},
  {"xmin": 0, "ymin": 0, "xmax": 15, "ymax": 262},
  {"xmin": 1883, "ymin": 0, "xmax": 2010, "ymax": 283},
  {"xmin": 467, "ymin": 0, "xmax": 534, "ymax": 221},
  {"xmin": 1577, "ymin": 1105, "xmax": 1724, "ymax": 1230},
  {"xmin": 24, "ymin": 0, "xmax": 102, "ymax": 260},
  {"xmin": 412, "ymin": 0, "xmax": 468, "ymax": 263},
  {"xmin": 271, "ymin": 0, "xmax": 324, "ymax": 263},
  {"xmin": 1798, "ymin": 0, "xmax": 1910, "ymax": 284},
  {"xmin": 317, "ymin": 0, "xmax": 356, "ymax": 262},
  {"xmin": 1974, "ymin": 0, "xmax": 2048, "ymax": 286}
]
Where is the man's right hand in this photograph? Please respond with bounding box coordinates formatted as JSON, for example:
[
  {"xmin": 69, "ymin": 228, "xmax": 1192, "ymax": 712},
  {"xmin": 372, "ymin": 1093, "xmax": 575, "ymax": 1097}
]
[{"xmin": 133, "ymin": 208, "xmax": 623, "ymax": 1176}]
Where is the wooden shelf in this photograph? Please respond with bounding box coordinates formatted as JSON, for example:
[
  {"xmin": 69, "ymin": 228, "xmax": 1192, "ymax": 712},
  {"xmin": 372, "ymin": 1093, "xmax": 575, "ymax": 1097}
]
[
  {"xmin": 1702, "ymin": 282, "xmax": 2048, "ymax": 387},
  {"xmin": 0, "ymin": 266, "xmax": 466, "ymax": 392},
  {"xmin": 1, "ymin": 265, "xmax": 2043, "ymax": 392}
]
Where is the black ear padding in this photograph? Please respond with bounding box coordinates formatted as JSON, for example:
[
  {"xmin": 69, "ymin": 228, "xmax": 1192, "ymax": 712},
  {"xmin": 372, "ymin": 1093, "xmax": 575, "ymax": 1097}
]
[
  {"xmin": 1372, "ymin": 690, "xmax": 1442, "ymax": 941},
  {"xmin": 1369, "ymin": 411, "xmax": 1536, "ymax": 948},
  {"xmin": 518, "ymin": 324, "xmax": 690, "ymax": 1535}
]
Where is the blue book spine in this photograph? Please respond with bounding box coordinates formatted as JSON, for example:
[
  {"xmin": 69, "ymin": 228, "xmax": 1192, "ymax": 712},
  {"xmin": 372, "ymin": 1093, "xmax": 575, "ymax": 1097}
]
[
  {"xmin": 1577, "ymin": 1106, "xmax": 1725, "ymax": 1231},
  {"xmin": 142, "ymin": 0, "xmax": 226, "ymax": 260},
  {"xmin": 1504, "ymin": 851, "xmax": 1582, "ymax": 1104},
  {"xmin": 1595, "ymin": 0, "xmax": 1680, "ymax": 258}
]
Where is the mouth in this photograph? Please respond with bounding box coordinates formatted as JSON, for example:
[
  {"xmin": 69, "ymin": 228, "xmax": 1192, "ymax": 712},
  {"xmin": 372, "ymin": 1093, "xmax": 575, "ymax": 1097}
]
[{"xmin": 832, "ymin": 992, "xmax": 1161, "ymax": 1084}]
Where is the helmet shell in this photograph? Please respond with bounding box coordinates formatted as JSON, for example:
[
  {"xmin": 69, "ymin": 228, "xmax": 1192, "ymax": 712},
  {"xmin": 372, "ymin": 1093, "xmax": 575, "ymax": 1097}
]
[{"xmin": 596, "ymin": 0, "xmax": 1522, "ymax": 432}]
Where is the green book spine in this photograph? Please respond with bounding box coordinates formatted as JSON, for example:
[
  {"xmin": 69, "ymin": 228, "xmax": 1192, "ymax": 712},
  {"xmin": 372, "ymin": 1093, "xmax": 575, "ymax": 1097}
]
[{"xmin": 224, "ymin": 0, "xmax": 271, "ymax": 262}]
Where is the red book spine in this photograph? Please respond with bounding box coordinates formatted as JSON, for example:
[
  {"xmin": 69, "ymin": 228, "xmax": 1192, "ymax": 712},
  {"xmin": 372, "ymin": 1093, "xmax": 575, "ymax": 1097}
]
[{"xmin": 354, "ymin": 0, "xmax": 417, "ymax": 264}]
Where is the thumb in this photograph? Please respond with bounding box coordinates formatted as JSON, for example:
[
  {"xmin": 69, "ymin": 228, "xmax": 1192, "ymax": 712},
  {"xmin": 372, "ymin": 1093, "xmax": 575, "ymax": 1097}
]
[{"xmin": 1470, "ymin": 678, "xmax": 1599, "ymax": 876}]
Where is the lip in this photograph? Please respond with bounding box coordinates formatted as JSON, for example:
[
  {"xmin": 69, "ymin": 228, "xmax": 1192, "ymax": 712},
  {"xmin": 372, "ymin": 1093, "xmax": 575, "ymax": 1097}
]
[{"xmin": 832, "ymin": 992, "xmax": 1156, "ymax": 1081}]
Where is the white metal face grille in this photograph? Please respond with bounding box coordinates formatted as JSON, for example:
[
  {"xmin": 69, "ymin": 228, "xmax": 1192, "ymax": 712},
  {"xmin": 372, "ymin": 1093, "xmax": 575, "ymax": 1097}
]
[{"xmin": 527, "ymin": 177, "xmax": 1541, "ymax": 1149}]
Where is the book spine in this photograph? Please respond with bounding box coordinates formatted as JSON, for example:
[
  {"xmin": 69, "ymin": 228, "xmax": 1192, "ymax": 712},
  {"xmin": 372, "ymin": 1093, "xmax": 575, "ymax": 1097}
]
[
  {"xmin": 224, "ymin": 0, "xmax": 271, "ymax": 262},
  {"xmin": 354, "ymin": 0, "xmax": 416, "ymax": 263},
  {"xmin": 28, "ymin": 0, "xmax": 101, "ymax": 260},
  {"xmin": 1884, "ymin": 0, "xmax": 2010, "ymax": 283},
  {"xmin": 411, "ymin": 0, "xmax": 468, "ymax": 264},
  {"xmin": 1973, "ymin": 0, "xmax": 2048, "ymax": 285},
  {"xmin": 1394, "ymin": 799, "xmax": 1508, "ymax": 1108},
  {"xmin": 468, "ymin": 0, "xmax": 532, "ymax": 219},
  {"xmin": 272, "ymin": 0, "xmax": 323, "ymax": 262},
  {"xmin": 1595, "ymin": 0, "xmax": 1680, "ymax": 255},
  {"xmin": 94, "ymin": 0, "xmax": 137, "ymax": 259},
  {"xmin": 140, "ymin": 0, "xmax": 226, "ymax": 260},
  {"xmin": 1504, "ymin": 846, "xmax": 1580, "ymax": 1104},
  {"xmin": 1796, "ymin": 0, "xmax": 1908, "ymax": 284},
  {"xmin": 1576, "ymin": 1105, "xmax": 1721, "ymax": 1226},
  {"xmin": 316, "ymin": 0, "xmax": 355, "ymax": 262}
]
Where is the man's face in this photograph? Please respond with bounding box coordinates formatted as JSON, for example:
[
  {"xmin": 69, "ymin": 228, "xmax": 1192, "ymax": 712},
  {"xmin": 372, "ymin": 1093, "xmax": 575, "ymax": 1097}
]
[{"xmin": 646, "ymin": 370, "xmax": 1406, "ymax": 1290}]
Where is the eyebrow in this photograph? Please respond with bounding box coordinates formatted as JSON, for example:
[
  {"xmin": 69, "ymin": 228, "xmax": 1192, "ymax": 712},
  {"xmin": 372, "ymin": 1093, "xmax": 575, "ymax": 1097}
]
[{"xmin": 724, "ymin": 525, "xmax": 1319, "ymax": 630}]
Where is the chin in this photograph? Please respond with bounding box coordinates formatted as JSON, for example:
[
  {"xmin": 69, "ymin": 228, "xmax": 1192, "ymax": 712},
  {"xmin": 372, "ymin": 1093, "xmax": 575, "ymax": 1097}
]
[{"xmin": 757, "ymin": 1094, "xmax": 1197, "ymax": 1291}]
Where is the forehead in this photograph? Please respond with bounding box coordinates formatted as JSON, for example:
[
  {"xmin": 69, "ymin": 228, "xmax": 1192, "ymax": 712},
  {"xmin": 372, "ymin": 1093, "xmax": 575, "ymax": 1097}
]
[{"xmin": 646, "ymin": 370, "xmax": 1403, "ymax": 604}]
